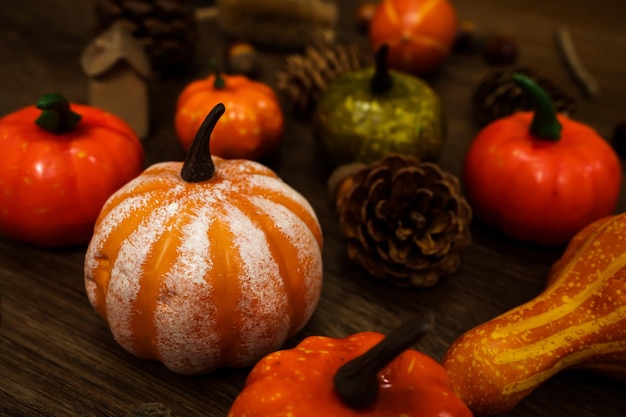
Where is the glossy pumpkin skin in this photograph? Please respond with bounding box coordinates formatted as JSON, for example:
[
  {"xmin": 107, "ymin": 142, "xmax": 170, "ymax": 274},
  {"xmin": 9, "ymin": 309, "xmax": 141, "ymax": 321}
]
[
  {"xmin": 0, "ymin": 102, "xmax": 143, "ymax": 247},
  {"xmin": 442, "ymin": 213, "xmax": 626, "ymax": 415},
  {"xmin": 84, "ymin": 158, "xmax": 323, "ymax": 375},
  {"xmin": 228, "ymin": 330, "xmax": 472, "ymax": 417},
  {"xmin": 369, "ymin": 0, "xmax": 458, "ymax": 75},
  {"xmin": 175, "ymin": 74, "xmax": 284, "ymax": 160},
  {"xmin": 463, "ymin": 112, "xmax": 621, "ymax": 246}
]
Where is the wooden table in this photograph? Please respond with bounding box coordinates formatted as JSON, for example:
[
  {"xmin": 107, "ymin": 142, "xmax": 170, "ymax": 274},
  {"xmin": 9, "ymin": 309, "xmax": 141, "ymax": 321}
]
[{"xmin": 2, "ymin": 1, "xmax": 626, "ymax": 416}]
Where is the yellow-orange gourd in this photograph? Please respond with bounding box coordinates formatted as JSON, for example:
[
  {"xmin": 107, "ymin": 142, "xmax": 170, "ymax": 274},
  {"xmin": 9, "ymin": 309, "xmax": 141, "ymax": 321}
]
[
  {"xmin": 442, "ymin": 213, "xmax": 626, "ymax": 415},
  {"xmin": 84, "ymin": 104, "xmax": 323, "ymax": 375}
]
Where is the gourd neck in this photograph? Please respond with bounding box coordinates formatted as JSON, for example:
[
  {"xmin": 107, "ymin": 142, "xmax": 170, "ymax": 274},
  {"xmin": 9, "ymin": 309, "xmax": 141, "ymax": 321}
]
[
  {"xmin": 181, "ymin": 103, "xmax": 225, "ymax": 182},
  {"xmin": 35, "ymin": 93, "xmax": 82, "ymax": 134},
  {"xmin": 512, "ymin": 73, "xmax": 562, "ymax": 141},
  {"xmin": 370, "ymin": 44, "xmax": 393, "ymax": 95},
  {"xmin": 333, "ymin": 311, "xmax": 435, "ymax": 410}
]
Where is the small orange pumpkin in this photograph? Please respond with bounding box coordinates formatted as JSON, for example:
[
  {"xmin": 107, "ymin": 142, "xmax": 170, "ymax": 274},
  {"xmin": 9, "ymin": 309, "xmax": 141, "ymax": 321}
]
[
  {"xmin": 85, "ymin": 104, "xmax": 323, "ymax": 374},
  {"xmin": 369, "ymin": 0, "xmax": 458, "ymax": 75},
  {"xmin": 175, "ymin": 70, "xmax": 284, "ymax": 160}
]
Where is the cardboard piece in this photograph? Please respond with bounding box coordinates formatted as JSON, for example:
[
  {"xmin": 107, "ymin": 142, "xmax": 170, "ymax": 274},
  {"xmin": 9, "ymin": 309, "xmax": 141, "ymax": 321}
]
[{"xmin": 81, "ymin": 22, "xmax": 152, "ymax": 139}]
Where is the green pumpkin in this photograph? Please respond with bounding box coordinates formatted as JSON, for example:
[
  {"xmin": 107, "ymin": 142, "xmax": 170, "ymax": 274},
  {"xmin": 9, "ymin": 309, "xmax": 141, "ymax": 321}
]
[{"xmin": 314, "ymin": 45, "xmax": 446, "ymax": 166}]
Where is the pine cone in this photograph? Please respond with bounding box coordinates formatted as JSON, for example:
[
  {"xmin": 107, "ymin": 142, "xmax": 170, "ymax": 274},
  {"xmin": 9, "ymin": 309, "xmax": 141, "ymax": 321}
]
[
  {"xmin": 472, "ymin": 66, "xmax": 577, "ymax": 126},
  {"xmin": 276, "ymin": 43, "xmax": 372, "ymax": 116},
  {"xmin": 330, "ymin": 154, "xmax": 472, "ymax": 288},
  {"xmin": 95, "ymin": 0, "xmax": 197, "ymax": 73}
]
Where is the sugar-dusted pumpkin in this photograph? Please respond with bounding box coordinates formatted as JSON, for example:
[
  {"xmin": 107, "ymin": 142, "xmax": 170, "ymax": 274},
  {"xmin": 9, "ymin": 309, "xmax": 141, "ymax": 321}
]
[
  {"xmin": 0, "ymin": 93, "xmax": 143, "ymax": 247},
  {"xmin": 85, "ymin": 103, "xmax": 323, "ymax": 374},
  {"xmin": 175, "ymin": 68, "xmax": 283, "ymax": 160}
]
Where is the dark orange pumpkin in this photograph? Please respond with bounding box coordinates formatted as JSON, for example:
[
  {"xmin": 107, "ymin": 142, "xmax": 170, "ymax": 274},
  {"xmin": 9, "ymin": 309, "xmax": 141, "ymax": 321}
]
[
  {"xmin": 369, "ymin": 0, "xmax": 458, "ymax": 75},
  {"xmin": 175, "ymin": 71, "xmax": 283, "ymax": 160}
]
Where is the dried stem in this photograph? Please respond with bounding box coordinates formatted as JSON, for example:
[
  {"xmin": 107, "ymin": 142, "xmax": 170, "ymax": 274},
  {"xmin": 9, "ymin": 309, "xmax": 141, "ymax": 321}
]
[{"xmin": 556, "ymin": 27, "xmax": 599, "ymax": 98}]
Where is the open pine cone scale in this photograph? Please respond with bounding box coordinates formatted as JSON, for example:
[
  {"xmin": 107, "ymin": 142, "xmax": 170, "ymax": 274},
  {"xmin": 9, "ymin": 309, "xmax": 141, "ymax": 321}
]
[{"xmin": 334, "ymin": 154, "xmax": 472, "ymax": 287}]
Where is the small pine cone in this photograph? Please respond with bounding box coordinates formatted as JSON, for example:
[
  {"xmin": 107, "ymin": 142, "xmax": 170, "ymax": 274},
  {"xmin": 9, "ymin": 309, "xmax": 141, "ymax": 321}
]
[
  {"xmin": 472, "ymin": 66, "xmax": 577, "ymax": 126},
  {"xmin": 95, "ymin": 0, "xmax": 197, "ymax": 73},
  {"xmin": 276, "ymin": 43, "xmax": 372, "ymax": 116},
  {"xmin": 330, "ymin": 154, "xmax": 472, "ymax": 288}
]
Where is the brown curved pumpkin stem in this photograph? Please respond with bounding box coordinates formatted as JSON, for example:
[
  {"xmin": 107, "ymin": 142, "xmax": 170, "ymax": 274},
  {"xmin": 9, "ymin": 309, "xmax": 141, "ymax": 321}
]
[
  {"xmin": 181, "ymin": 103, "xmax": 225, "ymax": 183},
  {"xmin": 35, "ymin": 93, "xmax": 82, "ymax": 134},
  {"xmin": 333, "ymin": 310, "xmax": 435, "ymax": 410},
  {"xmin": 370, "ymin": 44, "xmax": 393, "ymax": 95}
]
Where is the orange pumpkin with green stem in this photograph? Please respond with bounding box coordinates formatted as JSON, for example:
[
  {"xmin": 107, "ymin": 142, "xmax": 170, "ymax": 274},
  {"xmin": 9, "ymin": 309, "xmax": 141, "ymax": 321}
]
[
  {"xmin": 228, "ymin": 311, "xmax": 472, "ymax": 417},
  {"xmin": 463, "ymin": 73, "xmax": 621, "ymax": 246},
  {"xmin": 175, "ymin": 66, "xmax": 284, "ymax": 160},
  {"xmin": 85, "ymin": 103, "xmax": 322, "ymax": 375},
  {"xmin": 0, "ymin": 93, "xmax": 143, "ymax": 247}
]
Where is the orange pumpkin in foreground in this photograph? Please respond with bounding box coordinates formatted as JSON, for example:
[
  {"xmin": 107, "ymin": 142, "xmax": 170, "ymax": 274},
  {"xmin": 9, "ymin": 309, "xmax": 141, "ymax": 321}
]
[
  {"xmin": 175, "ymin": 70, "xmax": 283, "ymax": 160},
  {"xmin": 85, "ymin": 104, "xmax": 323, "ymax": 374}
]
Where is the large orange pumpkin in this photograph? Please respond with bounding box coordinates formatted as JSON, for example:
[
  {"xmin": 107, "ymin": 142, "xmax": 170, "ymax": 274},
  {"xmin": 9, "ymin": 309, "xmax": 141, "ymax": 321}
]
[
  {"xmin": 369, "ymin": 0, "xmax": 458, "ymax": 75},
  {"xmin": 85, "ymin": 104, "xmax": 323, "ymax": 374},
  {"xmin": 175, "ymin": 71, "xmax": 284, "ymax": 160}
]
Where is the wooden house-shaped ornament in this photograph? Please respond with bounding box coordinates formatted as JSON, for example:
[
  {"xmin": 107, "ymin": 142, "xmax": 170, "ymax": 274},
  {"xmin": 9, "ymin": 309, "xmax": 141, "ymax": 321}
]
[{"xmin": 81, "ymin": 22, "xmax": 152, "ymax": 139}]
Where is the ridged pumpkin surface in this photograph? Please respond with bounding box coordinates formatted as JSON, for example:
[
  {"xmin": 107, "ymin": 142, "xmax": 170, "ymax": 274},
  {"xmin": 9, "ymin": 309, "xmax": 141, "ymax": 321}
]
[{"xmin": 84, "ymin": 157, "xmax": 323, "ymax": 375}]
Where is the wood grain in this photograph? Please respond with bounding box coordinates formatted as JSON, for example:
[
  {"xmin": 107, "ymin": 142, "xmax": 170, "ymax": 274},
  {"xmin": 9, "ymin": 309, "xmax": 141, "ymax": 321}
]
[{"xmin": 1, "ymin": 1, "xmax": 626, "ymax": 416}]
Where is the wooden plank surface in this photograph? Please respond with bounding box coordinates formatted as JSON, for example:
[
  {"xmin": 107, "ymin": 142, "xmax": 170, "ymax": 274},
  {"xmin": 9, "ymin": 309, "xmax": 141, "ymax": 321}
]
[{"xmin": 1, "ymin": 0, "xmax": 626, "ymax": 416}]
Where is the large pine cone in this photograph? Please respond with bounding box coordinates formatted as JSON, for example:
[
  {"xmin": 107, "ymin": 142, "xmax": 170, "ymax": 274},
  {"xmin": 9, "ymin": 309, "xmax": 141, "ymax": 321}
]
[
  {"xmin": 276, "ymin": 43, "xmax": 372, "ymax": 116},
  {"xmin": 472, "ymin": 66, "xmax": 577, "ymax": 126},
  {"xmin": 95, "ymin": 0, "xmax": 197, "ymax": 73},
  {"xmin": 330, "ymin": 154, "xmax": 472, "ymax": 288}
]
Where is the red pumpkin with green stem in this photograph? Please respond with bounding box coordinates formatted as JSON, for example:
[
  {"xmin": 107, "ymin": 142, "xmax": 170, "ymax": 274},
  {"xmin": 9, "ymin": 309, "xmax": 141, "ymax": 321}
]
[
  {"xmin": 228, "ymin": 312, "xmax": 472, "ymax": 417},
  {"xmin": 463, "ymin": 73, "xmax": 621, "ymax": 246},
  {"xmin": 0, "ymin": 93, "xmax": 143, "ymax": 247}
]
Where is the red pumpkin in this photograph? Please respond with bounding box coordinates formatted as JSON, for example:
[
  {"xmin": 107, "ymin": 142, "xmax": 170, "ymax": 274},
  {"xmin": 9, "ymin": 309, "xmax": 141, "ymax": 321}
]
[
  {"xmin": 85, "ymin": 104, "xmax": 323, "ymax": 374},
  {"xmin": 175, "ymin": 71, "xmax": 283, "ymax": 160},
  {"xmin": 463, "ymin": 74, "xmax": 621, "ymax": 245},
  {"xmin": 0, "ymin": 93, "xmax": 143, "ymax": 247},
  {"xmin": 369, "ymin": 0, "xmax": 458, "ymax": 75}
]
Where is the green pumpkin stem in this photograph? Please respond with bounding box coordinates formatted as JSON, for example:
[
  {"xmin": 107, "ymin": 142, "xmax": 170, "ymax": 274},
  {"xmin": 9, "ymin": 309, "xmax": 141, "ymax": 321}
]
[
  {"xmin": 181, "ymin": 103, "xmax": 225, "ymax": 183},
  {"xmin": 211, "ymin": 58, "xmax": 226, "ymax": 89},
  {"xmin": 333, "ymin": 310, "xmax": 435, "ymax": 410},
  {"xmin": 512, "ymin": 73, "xmax": 562, "ymax": 140},
  {"xmin": 370, "ymin": 44, "xmax": 393, "ymax": 95},
  {"xmin": 35, "ymin": 93, "xmax": 82, "ymax": 134}
]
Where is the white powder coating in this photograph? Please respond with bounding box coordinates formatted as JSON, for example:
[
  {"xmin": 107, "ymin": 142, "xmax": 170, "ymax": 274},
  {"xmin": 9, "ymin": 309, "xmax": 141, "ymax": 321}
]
[
  {"xmin": 155, "ymin": 204, "xmax": 217, "ymax": 374},
  {"xmin": 84, "ymin": 159, "xmax": 324, "ymax": 374},
  {"xmin": 223, "ymin": 201, "xmax": 290, "ymax": 364},
  {"xmin": 107, "ymin": 201, "xmax": 180, "ymax": 352},
  {"xmin": 249, "ymin": 195, "xmax": 323, "ymax": 321}
]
